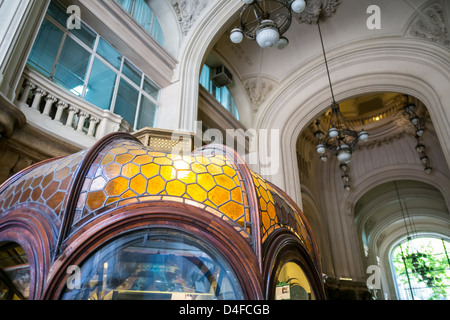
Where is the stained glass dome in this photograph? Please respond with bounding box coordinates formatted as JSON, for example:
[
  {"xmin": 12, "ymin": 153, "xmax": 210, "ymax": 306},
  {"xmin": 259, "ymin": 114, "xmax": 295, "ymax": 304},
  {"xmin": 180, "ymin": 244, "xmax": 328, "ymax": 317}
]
[{"xmin": 0, "ymin": 132, "xmax": 323, "ymax": 300}]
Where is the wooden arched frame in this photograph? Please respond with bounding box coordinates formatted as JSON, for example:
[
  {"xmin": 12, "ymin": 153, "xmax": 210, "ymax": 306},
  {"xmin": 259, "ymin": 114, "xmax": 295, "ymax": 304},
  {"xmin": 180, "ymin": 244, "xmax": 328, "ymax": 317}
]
[
  {"xmin": 43, "ymin": 201, "xmax": 264, "ymax": 300},
  {"xmin": 262, "ymin": 229, "xmax": 326, "ymax": 300},
  {"xmin": 0, "ymin": 204, "xmax": 59, "ymax": 299}
]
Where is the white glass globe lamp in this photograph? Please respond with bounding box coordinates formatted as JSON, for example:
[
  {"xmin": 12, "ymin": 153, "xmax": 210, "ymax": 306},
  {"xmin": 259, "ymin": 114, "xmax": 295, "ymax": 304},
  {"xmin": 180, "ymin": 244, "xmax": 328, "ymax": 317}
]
[
  {"xmin": 291, "ymin": 0, "xmax": 306, "ymax": 13},
  {"xmin": 256, "ymin": 20, "xmax": 279, "ymax": 48},
  {"xmin": 328, "ymin": 127, "xmax": 339, "ymax": 138},
  {"xmin": 230, "ymin": 28, "xmax": 244, "ymax": 44},
  {"xmin": 337, "ymin": 144, "xmax": 352, "ymax": 163}
]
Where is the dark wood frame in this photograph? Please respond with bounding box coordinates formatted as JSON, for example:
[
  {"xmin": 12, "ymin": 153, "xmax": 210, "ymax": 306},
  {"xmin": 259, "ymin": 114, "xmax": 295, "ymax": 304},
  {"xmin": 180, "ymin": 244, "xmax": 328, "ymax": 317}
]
[
  {"xmin": 262, "ymin": 228, "xmax": 326, "ymax": 300},
  {"xmin": 0, "ymin": 203, "xmax": 60, "ymax": 299},
  {"xmin": 42, "ymin": 201, "xmax": 264, "ymax": 300}
]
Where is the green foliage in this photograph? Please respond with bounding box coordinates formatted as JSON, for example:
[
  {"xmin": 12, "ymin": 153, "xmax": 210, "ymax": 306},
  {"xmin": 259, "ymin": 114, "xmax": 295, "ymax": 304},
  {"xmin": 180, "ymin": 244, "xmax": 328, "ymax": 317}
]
[{"xmin": 392, "ymin": 238, "xmax": 450, "ymax": 300}]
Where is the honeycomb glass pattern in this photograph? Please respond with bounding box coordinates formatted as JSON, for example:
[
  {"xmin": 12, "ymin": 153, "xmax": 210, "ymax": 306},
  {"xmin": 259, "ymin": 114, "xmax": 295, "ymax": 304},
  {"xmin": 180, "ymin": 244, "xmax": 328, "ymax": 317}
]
[
  {"xmin": 251, "ymin": 172, "xmax": 315, "ymax": 258},
  {"xmin": 75, "ymin": 139, "xmax": 251, "ymax": 238},
  {"xmin": 0, "ymin": 151, "xmax": 86, "ymax": 219}
]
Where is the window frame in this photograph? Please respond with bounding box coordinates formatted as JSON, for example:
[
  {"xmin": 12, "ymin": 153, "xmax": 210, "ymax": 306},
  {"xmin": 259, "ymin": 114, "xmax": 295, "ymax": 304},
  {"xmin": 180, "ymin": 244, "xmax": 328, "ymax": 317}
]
[{"xmin": 27, "ymin": 2, "xmax": 161, "ymax": 130}]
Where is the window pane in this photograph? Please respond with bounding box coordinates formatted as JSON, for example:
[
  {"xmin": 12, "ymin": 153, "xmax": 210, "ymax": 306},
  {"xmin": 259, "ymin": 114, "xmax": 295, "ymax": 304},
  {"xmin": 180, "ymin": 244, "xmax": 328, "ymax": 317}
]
[
  {"xmin": 199, "ymin": 65, "xmax": 210, "ymax": 91},
  {"xmin": 133, "ymin": 0, "xmax": 153, "ymax": 32},
  {"xmin": 151, "ymin": 17, "xmax": 165, "ymax": 47},
  {"xmin": 97, "ymin": 38, "xmax": 122, "ymax": 70},
  {"xmin": 143, "ymin": 77, "xmax": 159, "ymax": 100},
  {"xmin": 59, "ymin": 230, "xmax": 244, "ymax": 300},
  {"xmin": 69, "ymin": 21, "xmax": 97, "ymax": 48},
  {"xmin": 122, "ymin": 59, "xmax": 142, "ymax": 86},
  {"xmin": 115, "ymin": 0, "xmax": 134, "ymax": 14},
  {"xmin": 27, "ymin": 19, "xmax": 64, "ymax": 77},
  {"xmin": 137, "ymin": 95, "xmax": 157, "ymax": 129},
  {"xmin": 47, "ymin": 1, "xmax": 69, "ymax": 27},
  {"xmin": 114, "ymin": 79, "xmax": 139, "ymax": 126},
  {"xmin": 85, "ymin": 59, "xmax": 117, "ymax": 110},
  {"xmin": 53, "ymin": 37, "xmax": 91, "ymax": 96}
]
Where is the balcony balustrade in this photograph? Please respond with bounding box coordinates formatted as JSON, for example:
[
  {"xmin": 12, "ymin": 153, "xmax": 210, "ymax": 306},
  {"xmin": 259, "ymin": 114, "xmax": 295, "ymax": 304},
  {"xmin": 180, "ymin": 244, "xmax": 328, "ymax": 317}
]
[{"xmin": 15, "ymin": 68, "xmax": 132, "ymax": 149}]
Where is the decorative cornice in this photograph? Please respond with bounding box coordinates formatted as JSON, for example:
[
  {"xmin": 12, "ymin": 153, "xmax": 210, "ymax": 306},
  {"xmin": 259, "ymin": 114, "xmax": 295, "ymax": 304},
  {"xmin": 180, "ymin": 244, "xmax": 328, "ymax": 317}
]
[{"xmin": 407, "ymin": 1, "xmax": 450, "ymax": 47}]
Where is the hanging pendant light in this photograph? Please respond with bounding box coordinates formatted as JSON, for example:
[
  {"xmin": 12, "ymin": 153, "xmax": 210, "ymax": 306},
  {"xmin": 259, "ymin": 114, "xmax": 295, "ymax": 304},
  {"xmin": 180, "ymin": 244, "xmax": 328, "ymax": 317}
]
[
  {"xmin": 312, "ymin": 20, "xmax": 368, "ymax": 189},
  {"xmin": 230, "ymin": 0, "xmax": 302, "ymax": 49},
  {"xmin": 256, "ymin": 20, "xmax": 280, "ymax": 48}
]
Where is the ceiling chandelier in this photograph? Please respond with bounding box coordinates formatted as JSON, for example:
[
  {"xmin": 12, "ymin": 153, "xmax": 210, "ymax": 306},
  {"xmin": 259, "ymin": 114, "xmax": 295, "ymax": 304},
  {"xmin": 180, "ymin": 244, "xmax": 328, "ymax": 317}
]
[
  {"xmin": 313, "ymin": 20, "xmax": 368, "ymax": 190},
  {"xmin": 229, "ymin": 0, "xmax": 307, "ymax": 49}
]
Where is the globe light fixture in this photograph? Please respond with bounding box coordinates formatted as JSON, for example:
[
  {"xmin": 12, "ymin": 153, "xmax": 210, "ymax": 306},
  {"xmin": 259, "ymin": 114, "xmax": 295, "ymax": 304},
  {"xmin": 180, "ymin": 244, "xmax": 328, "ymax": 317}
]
[
  {"xmin": 230, "ymin": 0, "xmax": 308, "ymax": 49},
  {"xmin": 313, "ymin": 20, "xmax": 369, "ymax": 190},
  {"xmin": 291, "ymin": 0, "xmax": 307, "ymax": 13},
  {"xmin": 256, "ymin": 20, "xmax": 280, "ymax": 48}
]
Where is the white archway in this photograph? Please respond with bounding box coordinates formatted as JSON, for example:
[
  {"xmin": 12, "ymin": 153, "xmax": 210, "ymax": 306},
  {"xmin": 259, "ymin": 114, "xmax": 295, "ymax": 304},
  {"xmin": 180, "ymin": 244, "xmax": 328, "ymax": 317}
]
[{"xmin": 254, "ymin": 38, "xmax": 450, "ymax": 206}]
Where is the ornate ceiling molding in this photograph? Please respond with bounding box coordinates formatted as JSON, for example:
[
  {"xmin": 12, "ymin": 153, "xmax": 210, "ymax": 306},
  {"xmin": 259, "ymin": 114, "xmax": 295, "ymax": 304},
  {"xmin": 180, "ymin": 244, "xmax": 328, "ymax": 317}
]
[
  {"xmin": 294, "ymin": 0, "xmax": 341, "ymax": 24},
  {"xmin": 407, "ymin": 1, "xmax": 450, "ymax": 48},
  {"xmin": 243, "ymin": 77, "xmax": 276, "ymax": 114},
  {"xmin": 170, "ymin": 0, "xmax": 210, "ymax": 36}
]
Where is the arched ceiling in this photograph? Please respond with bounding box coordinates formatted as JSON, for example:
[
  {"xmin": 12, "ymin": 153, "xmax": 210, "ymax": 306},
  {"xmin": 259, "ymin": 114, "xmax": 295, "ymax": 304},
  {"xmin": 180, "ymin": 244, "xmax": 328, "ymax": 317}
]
[{"xmin": 206, "ymin": 0, "xmax": 448, "ymax": 127}]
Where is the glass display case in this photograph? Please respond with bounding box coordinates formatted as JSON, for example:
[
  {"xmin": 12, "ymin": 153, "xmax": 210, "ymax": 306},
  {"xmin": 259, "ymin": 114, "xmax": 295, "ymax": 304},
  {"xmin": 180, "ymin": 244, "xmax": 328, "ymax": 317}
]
[{"xmin": 60, "ymin": 229, "xmax": 244, "ymax": 300}]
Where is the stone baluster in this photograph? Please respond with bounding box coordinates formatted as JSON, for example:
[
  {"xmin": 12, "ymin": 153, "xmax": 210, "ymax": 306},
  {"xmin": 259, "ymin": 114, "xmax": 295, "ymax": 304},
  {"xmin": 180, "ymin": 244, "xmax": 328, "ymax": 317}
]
[
  {"xmin": 42, "ymin": 95, "xmax": 58, "ymax": 117},
  {"xmin": 65, "ymin": 106, "xmax": 79, "ymax": 128},
  {"xmin": 87, "ymin": 117, "xmax": 99, "ymax": 137},
  {"xmin": 76, "ymin": 111, "xmax": 89, "ymax": 132},
  {"xmin": 30, "ymin": 87, "xmax": 46, "ymax": 110},
  {"xmin": 19, "ymin": 81, "xmax": 36, "ymax": 105},
  {"xmin": 54, "ymin": 101, "xmax": 68, "ymax": 123}
]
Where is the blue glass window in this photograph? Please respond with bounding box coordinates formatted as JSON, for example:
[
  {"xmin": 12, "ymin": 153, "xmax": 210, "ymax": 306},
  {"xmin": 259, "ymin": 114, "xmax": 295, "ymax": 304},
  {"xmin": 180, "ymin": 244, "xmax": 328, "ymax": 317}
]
[
  {"xmin": 85, "ymin": 59, "xmax": 117, "ymax": 110},
  {"xmin": 114, "ymin": 79, "xmax": 139, "ymax": 127},
  {"xmin": 115, "ymin": 0, "xmax": 165, "ymax": 47},
  {"xmin": 200, "ymin": 65, "xmax": 240, "ymax": 121},
  {"xmin": 53, "ymin": 36, "xmax": 91, "ymax": 97},
  {"xmin": 27, "ymin": 19, "xmax": 64, "ymax": 77},
  {"xmin": 26, "ymin": 0, "xmax": 161, "ymax": 131}
]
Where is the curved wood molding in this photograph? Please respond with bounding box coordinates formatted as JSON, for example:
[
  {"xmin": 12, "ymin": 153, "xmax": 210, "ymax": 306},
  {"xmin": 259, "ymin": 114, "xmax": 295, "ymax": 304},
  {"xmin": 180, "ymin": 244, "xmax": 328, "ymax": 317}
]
[
  {"xmin": 43, "ymin": 201, "xmax": 264, "ymax": 300},
  {"xmin": 262, "ymin": 228, "xmax": 326, "ymax": 300},
  {"xmin": 0, "ymin": 204, "xmax": 59, "ymax": 299},
  {"xmin": 54, "ymin": 132, "xmax": 141, "ymax": 259},
  {"xmin": 267, "ymin": 181, "xmax": 322, "ymax": 273}
]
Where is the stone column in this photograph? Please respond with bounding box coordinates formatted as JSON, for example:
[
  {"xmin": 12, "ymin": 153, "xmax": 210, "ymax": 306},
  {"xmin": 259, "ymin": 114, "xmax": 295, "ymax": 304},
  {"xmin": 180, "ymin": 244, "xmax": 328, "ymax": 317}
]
[
  {"xmin": 87, "ymin": 117, "xmax": 99, "ymax": 137},
  {"xmin": 30, "ymin": 87, "xmax": 46, "ymax": 111},
  {"xmin": 65, "ymin": 106, "xmax": 79, "ymax": 128},
  {"xmin": 76, "ymin": 111, "xmax": 89, "ymax": 132},
  {"xmin": 54, "ymin": 101, "xmax": 68, "ymax": 123},
  {"xmin": 18, "ymin": 81, "xmax": 36, "ymax": 105},
  {"xmin": 43, "ymin": 95, "xmax": 58, "ymax": 116}
]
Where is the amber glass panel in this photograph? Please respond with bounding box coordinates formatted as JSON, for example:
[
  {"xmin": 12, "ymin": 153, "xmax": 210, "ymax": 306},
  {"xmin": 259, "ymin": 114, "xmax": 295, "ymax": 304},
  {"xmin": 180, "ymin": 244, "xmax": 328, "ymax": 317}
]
[
  {"xmin": 80, "ymin": 141, "xmax": 249, "ymax": 230},
  {"xmin": 0, "ymin": 151, "xmax": 85, "ymax": 219}
]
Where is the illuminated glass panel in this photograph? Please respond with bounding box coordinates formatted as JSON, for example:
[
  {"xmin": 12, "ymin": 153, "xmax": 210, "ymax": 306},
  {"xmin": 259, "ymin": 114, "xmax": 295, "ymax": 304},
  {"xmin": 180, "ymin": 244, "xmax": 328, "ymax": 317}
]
[
  {"xmin": 76, "ymin": 140, "xmax": 251, "ymax": 239},
  {"xmin": 60, "ymin": 229, "xmax": 244, "ymax": 300},
  {"xmin": 274, "ymin": 262, "xmax": 315, "ymax": 300}
]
